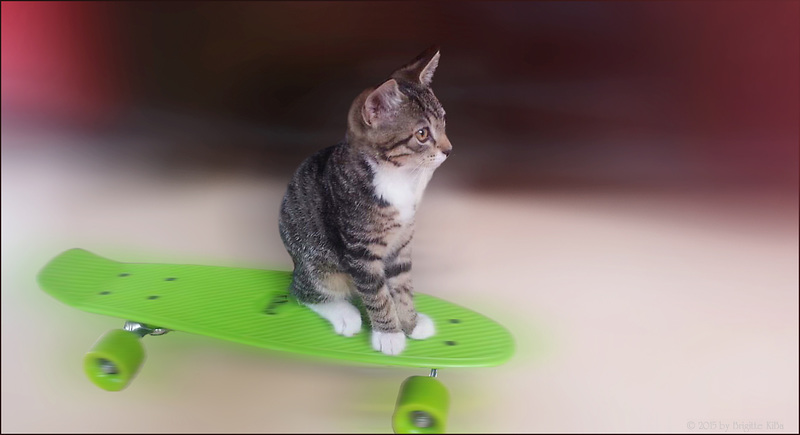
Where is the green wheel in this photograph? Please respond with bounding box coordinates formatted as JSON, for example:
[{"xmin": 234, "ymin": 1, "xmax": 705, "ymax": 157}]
[
  {"xmin": 392, "ymin": 375, "xmax": 450, "ymax": 434},
  {"xmin": 83, "ymin": 329, "xmax": 145, "ymax": 391}
]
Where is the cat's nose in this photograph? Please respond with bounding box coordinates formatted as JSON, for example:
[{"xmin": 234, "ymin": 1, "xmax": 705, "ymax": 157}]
[{"xmin": 439, "ymin": 135, "xmax": 452, "ymax": 157}]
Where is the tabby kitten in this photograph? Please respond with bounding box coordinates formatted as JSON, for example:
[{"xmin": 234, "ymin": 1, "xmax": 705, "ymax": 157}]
[{"xmin": 278, "ymin": 47, "xmax": 452, "ymax": 356}]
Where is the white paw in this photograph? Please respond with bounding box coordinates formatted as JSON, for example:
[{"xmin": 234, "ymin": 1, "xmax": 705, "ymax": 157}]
[
  {"xmin": 306, "ymin": 300, "xmax": 362, "ymax": 337},
  {"xmin": 371, "ymin": 331, "xmax": 406, "ymax": 356},
  {"xmin": 409, "ymin": 313, "xmax": 435, "ymax": 340}
]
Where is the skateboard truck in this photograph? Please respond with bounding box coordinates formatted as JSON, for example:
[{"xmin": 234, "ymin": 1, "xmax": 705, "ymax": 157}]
[{"xmin": 123, "ymin": 321, "xmax": 171, "ymax": 337}]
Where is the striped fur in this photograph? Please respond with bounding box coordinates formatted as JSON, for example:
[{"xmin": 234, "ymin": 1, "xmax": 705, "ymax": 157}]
[{"xmin": 278, "ymin": 47, "xmax": 452, "ymax": 355}]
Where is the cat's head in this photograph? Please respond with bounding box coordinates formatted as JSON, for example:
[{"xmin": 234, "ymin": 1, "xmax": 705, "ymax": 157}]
[{"xmin": 347, "ymin": 47, "xmax": 452, "ymax": 170}]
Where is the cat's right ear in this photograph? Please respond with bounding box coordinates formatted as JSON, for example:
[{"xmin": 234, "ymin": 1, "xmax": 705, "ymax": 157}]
[
  {"xmin": 393, "ymin": 46, "xmax": 440, "ymax": 87},
  {"xmin": 362, "ymin": 79, "xmax": 403, "ymax": 127}
]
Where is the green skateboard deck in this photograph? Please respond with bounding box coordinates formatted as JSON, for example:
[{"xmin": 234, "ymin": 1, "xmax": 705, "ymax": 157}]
[
  {"xmin": 38, "ymin": 248, "xmax": 515, "ymax": 433},
  {"xmin": 38, "ymin": 249, "xmax": 514, "ymax": 368}
]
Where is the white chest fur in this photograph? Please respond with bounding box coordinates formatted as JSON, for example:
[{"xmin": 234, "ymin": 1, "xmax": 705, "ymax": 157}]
[{"xmin": 371, "ymin": 163, "xmax": 434, "ymax": 222}]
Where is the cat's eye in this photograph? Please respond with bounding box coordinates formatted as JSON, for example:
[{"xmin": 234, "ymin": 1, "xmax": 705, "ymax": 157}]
[{"xmin": 414, "ymin": 127, "xmax": 430, "ymax": 143}]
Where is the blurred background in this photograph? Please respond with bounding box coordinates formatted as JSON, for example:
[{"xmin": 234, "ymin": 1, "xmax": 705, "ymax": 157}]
[{"xmin": 2, "ymin": 1, "xmax": 798, "ymax": 433}]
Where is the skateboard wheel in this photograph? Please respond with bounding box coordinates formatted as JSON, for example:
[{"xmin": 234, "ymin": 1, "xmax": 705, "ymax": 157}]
[
  {"xmin": 392, "ymin": 376, "xmax": 449, "ymax": 434},
  {"xmin": 83, "ymin": 329, "xmax": 144, "ymax": 391}
]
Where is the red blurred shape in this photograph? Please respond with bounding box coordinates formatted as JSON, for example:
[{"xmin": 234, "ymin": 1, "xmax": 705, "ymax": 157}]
[{"xmin": 1, "ymin": 1, "xmax": 127, "ymax": 127}]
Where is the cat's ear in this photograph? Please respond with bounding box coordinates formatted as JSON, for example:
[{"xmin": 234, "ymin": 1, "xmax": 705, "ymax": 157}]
[
  {"xmin": 394, "ymin": 46, "xmax": 441, "ymax": 87},
  {"xmin": 362, "ymin": 79, "xmax": 403, "ymax": 126}
]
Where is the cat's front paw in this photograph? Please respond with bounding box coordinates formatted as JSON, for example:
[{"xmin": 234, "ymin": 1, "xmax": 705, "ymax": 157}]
[
  {"xmin": 409, "ymin": 313, "xmax": 435, "ymax": 340},
  {"xmin": 371, "ymin": 330, "xmax": 406, "ymax": 355}
]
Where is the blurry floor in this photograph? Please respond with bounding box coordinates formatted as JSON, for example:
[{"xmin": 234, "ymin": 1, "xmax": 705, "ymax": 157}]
[{"xmin": 2, "ymin": 122, "xmax": 798, "ymax": 433}]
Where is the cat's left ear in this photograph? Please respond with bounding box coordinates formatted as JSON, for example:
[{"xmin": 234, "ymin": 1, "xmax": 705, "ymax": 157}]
[
  {"xmin": 362, "ymin": 79, "xmax": 404, "ymax": 126},
  {"xmin": 394, "ymin": 46, "xmax": 441, "ymax": 87}
]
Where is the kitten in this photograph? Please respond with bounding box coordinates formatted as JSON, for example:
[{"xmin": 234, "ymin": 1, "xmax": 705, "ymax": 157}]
[{"xmin": 278, "ymin": 47, "xmax": 452, "ymax": 356}]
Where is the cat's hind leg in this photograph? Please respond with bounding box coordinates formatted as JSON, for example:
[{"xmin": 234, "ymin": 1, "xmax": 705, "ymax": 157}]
[{"xmin": 291, "ymin": 268, "xmax": 363, "ymax": 337}]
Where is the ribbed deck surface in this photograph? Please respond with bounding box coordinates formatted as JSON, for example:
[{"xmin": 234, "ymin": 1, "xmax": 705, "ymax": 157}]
[{"xmin": 38, "ymin": 249, "xmax": 514, "ymax": 368}]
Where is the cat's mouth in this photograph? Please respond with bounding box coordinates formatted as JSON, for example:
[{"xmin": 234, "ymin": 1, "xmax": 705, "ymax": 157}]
[{"xmin": 431, "ymin": 152, "xmax": 448, "ymax": 167}]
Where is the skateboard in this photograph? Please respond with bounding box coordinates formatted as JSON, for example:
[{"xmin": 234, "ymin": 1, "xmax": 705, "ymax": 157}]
[{"xmin": 38, "ymin": 249, "xmax": 515, "ymax": 433}]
